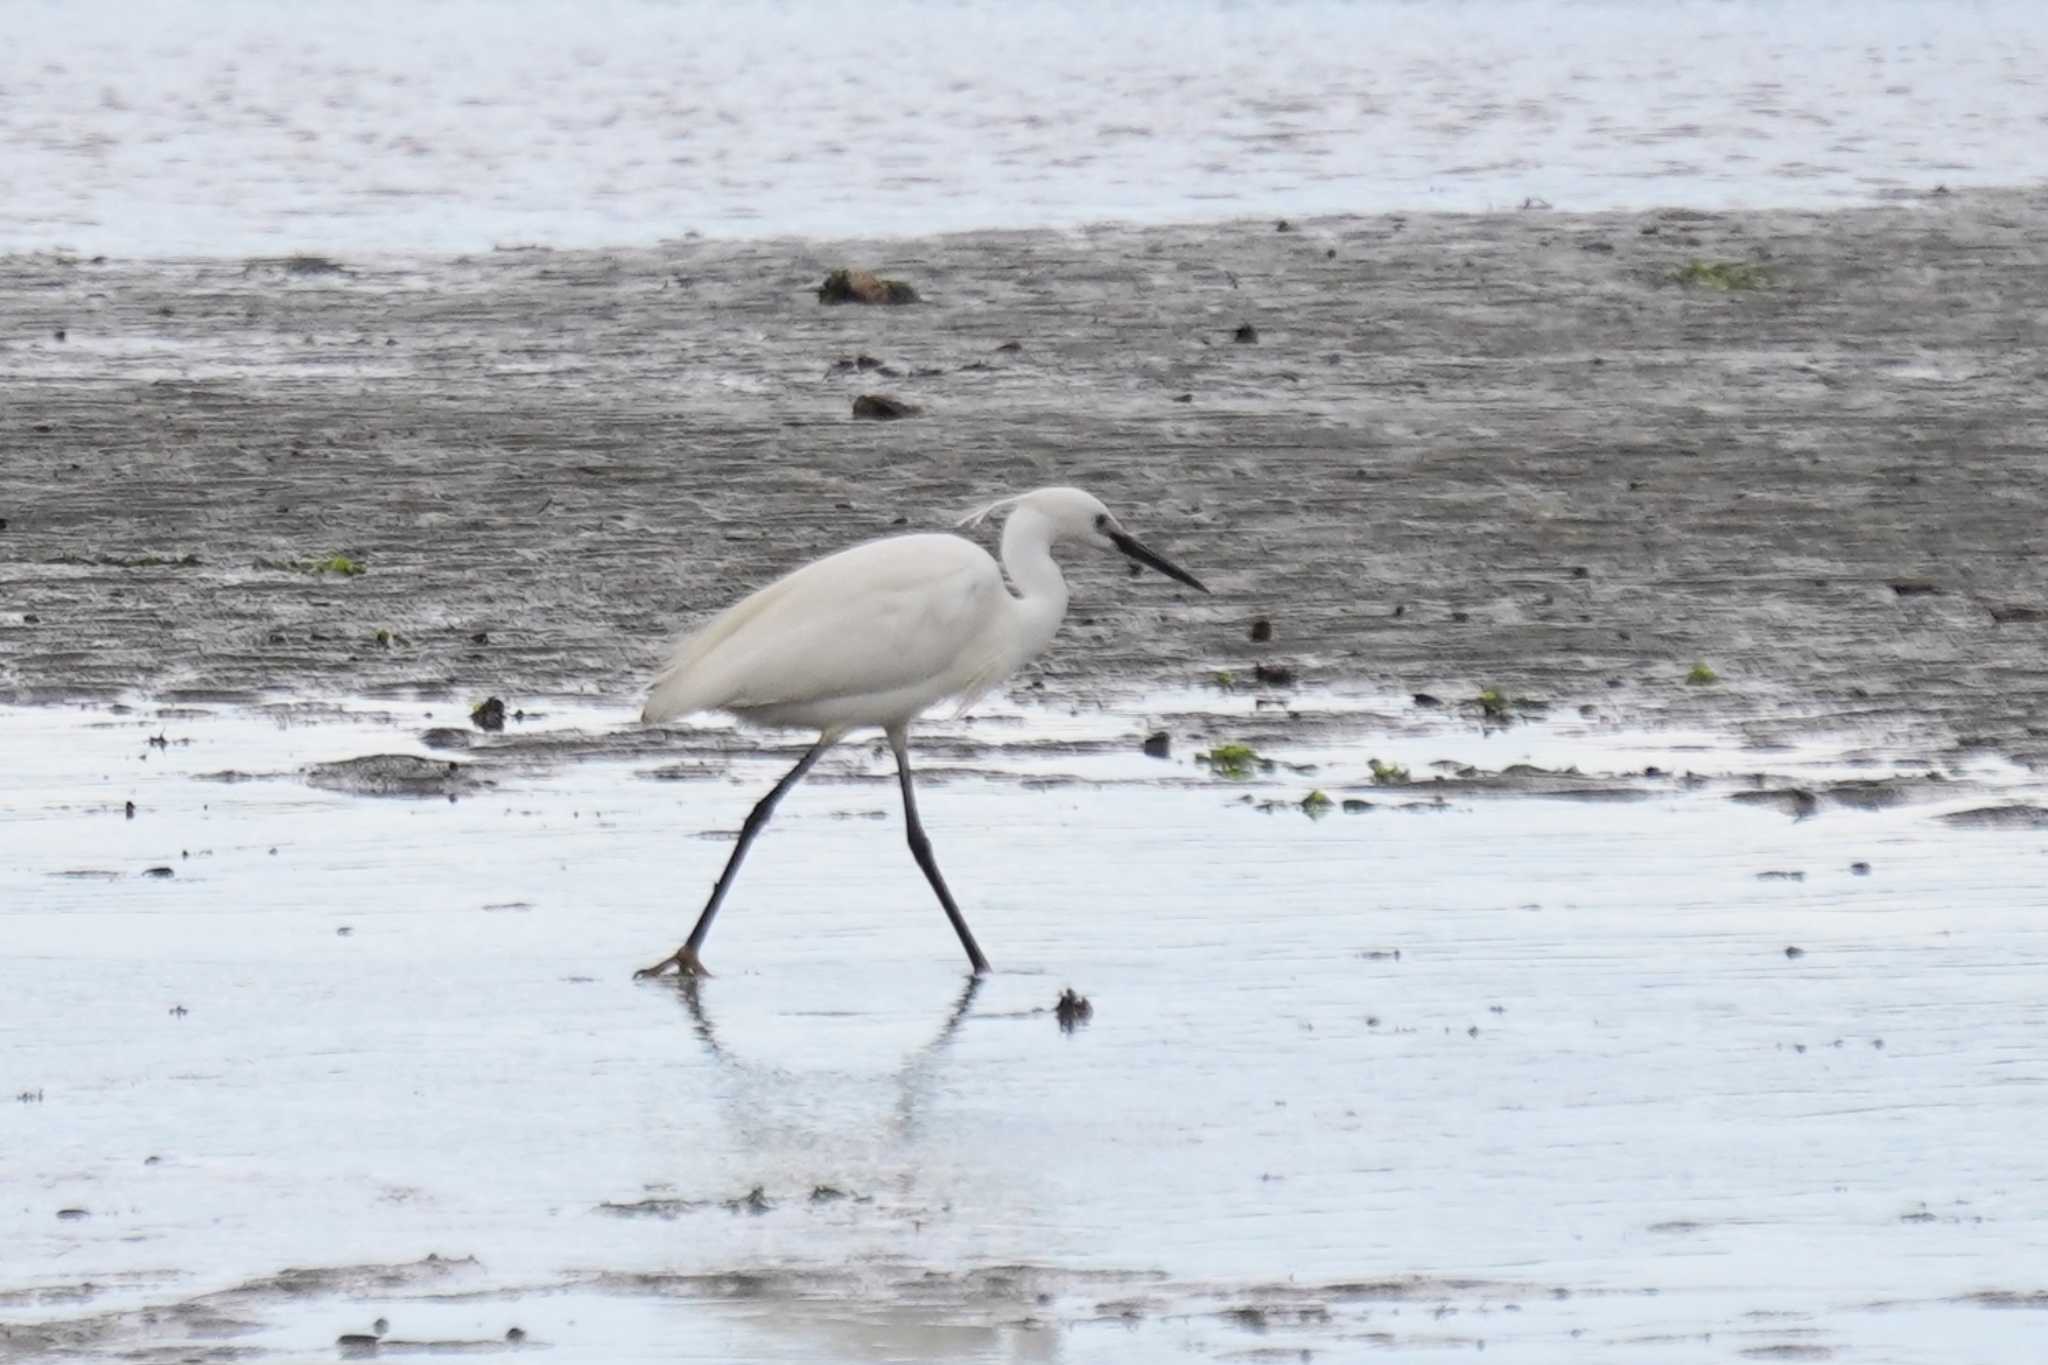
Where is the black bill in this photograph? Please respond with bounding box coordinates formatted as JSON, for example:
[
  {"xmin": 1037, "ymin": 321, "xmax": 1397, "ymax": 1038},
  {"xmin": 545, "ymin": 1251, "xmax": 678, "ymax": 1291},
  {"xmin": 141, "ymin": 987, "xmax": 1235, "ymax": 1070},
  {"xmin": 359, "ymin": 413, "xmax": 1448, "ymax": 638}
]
[{"xmin": 1110, "ymin": 529, "xmax": 1210, "ymax": 593}]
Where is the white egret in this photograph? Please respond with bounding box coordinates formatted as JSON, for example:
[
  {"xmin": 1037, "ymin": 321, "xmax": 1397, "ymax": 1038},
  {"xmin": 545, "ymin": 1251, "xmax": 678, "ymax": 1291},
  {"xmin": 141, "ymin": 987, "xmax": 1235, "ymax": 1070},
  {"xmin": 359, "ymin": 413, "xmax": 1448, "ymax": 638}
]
[{"xmin": 635, "ymin": 486, "xmax": 1208, "ymax": 978}]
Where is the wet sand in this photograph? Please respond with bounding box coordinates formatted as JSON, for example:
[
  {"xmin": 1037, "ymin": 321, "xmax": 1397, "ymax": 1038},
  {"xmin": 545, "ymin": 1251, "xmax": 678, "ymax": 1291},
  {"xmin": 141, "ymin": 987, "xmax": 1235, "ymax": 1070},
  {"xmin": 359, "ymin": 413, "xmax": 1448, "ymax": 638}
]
[{"xmin": 5, "ymin": 188, "xmax": 2047, "ymax": 756}]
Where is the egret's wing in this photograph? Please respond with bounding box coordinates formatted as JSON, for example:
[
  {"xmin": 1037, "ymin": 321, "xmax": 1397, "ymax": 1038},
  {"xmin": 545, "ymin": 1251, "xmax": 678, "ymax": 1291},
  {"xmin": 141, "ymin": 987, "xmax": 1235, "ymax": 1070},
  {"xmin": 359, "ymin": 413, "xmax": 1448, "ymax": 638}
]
[{"xmin": 645, "ymin": 534, "xmax": 1006, "ymax": 723}]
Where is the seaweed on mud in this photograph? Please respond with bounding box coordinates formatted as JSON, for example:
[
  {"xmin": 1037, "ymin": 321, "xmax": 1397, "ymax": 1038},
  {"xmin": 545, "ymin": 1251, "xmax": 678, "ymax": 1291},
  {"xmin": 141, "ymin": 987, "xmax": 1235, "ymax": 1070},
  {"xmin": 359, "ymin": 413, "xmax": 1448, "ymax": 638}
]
[
  {"xmin": 1672, "ymin": 259, "xmax": 1773, "ymax": 290},
  {"xmin": 268, "ymin": 553, "xmax": 366, "ymax": 577},
  {"xmin": 1199, "ymin": 744, "xmax": 1263, "ymax": 779}
]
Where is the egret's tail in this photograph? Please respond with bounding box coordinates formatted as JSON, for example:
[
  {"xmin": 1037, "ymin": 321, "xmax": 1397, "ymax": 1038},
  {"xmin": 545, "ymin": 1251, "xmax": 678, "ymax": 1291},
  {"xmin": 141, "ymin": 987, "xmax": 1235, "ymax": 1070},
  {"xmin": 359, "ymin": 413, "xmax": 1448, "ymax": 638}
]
[
  {"xmin": 643, "ymin": 618, "xmax": 736, "ymax": 724},
  {"xmin": 642, "ymin": 574, "xmax": 803, "ymax": 723}
]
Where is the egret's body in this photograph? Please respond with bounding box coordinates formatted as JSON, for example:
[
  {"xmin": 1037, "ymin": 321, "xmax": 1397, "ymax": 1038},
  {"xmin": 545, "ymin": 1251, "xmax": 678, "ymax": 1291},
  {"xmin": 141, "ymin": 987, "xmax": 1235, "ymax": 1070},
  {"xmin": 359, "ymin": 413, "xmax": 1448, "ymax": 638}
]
[
  {"xmin": 645, "ymin": 532, "xmax": 1058, "ymax": 735},
  {"xmin": 635, "ymin": 486, "xmax": 1207, "ymax": 979}
]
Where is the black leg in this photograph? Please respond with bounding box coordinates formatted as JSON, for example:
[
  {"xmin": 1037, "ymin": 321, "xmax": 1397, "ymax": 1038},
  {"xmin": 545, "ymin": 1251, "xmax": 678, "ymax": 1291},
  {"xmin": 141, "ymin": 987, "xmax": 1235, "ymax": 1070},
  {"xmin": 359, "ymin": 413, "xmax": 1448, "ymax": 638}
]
[
  {"xmin": 890, "ymin": 726, "xmax": 991, "ymax": 974},
  {"xmin": 635, "ymin": 738, "xmax": 833, "ymax": 978}
]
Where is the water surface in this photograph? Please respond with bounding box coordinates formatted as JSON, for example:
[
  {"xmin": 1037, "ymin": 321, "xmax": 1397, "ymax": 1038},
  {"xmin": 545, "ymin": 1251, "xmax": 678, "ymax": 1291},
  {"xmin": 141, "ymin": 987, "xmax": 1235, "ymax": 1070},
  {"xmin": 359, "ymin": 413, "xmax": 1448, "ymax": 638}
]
[{"xmin": 7, "ymin": 0, "xmax": 2045, "ymax": 254}]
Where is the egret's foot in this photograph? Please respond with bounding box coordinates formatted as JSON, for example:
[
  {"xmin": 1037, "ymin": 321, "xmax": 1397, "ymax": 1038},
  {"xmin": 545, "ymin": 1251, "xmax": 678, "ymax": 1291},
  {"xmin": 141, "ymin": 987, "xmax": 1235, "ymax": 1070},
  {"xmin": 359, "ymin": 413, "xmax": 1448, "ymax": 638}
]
[{"xmin": 633, "ymin": 946, "xmax": 711, "ymax": 979}]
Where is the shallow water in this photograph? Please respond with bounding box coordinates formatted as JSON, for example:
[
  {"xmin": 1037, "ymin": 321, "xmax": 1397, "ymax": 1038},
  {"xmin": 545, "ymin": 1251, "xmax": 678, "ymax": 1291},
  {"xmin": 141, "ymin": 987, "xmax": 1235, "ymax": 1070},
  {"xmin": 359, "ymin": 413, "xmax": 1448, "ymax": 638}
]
[
  {"xmin": 8, "ymin": 0, "xmax": 2047, "ymax": 254},
  {"xmin": 5, "ymin": 694, "xmax": 2046, "ymax": 1360}
]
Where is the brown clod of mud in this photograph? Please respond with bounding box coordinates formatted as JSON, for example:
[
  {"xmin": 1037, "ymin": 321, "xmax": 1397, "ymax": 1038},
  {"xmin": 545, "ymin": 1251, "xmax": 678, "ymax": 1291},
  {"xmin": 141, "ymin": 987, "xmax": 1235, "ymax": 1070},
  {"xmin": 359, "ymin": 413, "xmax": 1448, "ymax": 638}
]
[{"xmin": 817, "ymin": 267, "xmax": 918, "ymax": 304}]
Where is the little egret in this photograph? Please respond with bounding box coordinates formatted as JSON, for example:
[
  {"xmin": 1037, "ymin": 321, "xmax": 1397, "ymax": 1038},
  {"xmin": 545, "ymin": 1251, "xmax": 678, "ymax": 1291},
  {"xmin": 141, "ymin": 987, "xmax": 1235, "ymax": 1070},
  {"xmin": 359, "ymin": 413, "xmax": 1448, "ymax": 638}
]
[{"xmin": 635, "ymin": 485, "xmax": 1208, "ymax": 978}]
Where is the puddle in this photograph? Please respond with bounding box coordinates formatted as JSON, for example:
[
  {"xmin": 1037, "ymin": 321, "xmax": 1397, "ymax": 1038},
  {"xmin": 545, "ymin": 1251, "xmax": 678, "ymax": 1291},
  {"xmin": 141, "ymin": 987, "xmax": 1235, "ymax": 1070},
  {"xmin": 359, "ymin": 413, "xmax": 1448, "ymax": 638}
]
[{"xmin": 3, "ymin": 695, "xmax": 2046, "ymax": 1361}]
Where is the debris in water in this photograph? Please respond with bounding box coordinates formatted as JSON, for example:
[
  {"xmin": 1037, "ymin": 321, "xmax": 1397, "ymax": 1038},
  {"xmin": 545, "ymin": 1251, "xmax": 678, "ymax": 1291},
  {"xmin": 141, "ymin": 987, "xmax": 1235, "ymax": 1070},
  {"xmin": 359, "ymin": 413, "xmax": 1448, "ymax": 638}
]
[
  {"xmin": 725, "ymin": 1185, "xmax": 774, "ymax": 1215},
  {"xmin": 1249, "ymin": 617, "xmax": 1272, "ymax": 643},
  {"xmin": 470, "ymin": 697, "xmax": 507, "ymax": 732},
  {"xmin": 1233, "ymin": 322, "xmax": 1259, "ymax": 344},
  {"xmin": 1141, "ymin": 731, "xmax": 1171, "ymax": 759},
  {"xmin": 1055, "ymin": 988, "xmax": 1093, "ymax": 1033},
  {"xmin": 1784, "ymin": 945, "xmax": 1806, "ymax": 959}
]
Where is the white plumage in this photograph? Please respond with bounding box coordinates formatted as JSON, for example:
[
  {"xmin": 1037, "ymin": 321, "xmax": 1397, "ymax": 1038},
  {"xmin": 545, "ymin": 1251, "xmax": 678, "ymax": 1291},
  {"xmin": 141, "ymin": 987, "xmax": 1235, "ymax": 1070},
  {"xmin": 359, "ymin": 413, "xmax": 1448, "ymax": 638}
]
[
  {"xmin": 633, "ymin": 485, "xmax": 1207, "ymax": 979},
  {"xmin": 644, "ymin": 533, "xmax": 1019, "ymax": 736}
]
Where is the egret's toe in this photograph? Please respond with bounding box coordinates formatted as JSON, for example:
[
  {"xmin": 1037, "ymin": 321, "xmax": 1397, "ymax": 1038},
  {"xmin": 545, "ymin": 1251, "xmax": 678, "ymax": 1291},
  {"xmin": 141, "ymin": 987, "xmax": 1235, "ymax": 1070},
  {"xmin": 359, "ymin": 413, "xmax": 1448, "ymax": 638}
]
[{"xmin": 632, "ymin": 947, "xmax": 711, "ymax": 979}]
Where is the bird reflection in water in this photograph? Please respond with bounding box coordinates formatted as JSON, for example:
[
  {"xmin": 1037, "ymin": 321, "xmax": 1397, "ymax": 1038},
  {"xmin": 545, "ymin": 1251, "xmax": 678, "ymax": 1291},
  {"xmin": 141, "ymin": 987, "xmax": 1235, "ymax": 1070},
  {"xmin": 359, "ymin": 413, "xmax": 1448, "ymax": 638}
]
[{"xmin": 661, "ymin": 972, "xmax": 984, "ymax": 1143}]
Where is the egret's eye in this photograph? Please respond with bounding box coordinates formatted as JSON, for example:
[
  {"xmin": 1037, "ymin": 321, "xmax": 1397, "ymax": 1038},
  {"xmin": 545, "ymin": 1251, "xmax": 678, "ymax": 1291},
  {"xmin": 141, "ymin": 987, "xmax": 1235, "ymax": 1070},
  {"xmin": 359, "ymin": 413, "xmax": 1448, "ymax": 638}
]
[{"xmin": 1093, "ymin": 513, "xmax": 1109, "ymax": 531}]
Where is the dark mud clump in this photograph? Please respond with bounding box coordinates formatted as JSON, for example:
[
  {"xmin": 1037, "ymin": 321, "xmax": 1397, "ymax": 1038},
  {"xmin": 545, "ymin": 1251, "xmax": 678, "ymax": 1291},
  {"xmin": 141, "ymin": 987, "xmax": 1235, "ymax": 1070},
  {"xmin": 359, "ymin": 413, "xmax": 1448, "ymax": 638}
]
[
  {"xmin": 1141, "ymin": 730, "xmax": 1171, "ymax": 758},
  {"xmin": 817, "ymin": 268, "xmax": 918, "ymax": 305},
  {"xmin": 852, "ymin": 393, "xmax": 920, "ymax": 420},
  {"xmin": 470, "ymin": 697, "xmax": 507, "ymax": 732},
  {"xmin": 306, "ymin": 754, "xmax": 479, "ymax": 797}
]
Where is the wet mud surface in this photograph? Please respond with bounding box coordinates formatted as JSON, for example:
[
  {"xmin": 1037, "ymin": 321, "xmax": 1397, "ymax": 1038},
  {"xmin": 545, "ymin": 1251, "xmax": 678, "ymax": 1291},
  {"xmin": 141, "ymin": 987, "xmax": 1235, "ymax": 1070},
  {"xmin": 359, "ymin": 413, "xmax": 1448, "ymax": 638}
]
[{"xmin": 5, "ymin": 190, "xmax": 2048, "ymax": 758}]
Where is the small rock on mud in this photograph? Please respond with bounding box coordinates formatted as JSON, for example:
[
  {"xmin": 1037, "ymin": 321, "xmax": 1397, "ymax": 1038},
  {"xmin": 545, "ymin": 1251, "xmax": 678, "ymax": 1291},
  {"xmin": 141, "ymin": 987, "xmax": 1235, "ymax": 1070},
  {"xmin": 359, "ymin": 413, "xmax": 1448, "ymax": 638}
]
[
  {"xmin": 421, "ymin": 727, "xmax": 473, "ymax": 750},
  {"xmin": 1141, "ymin": 731, "xmax": 1171, "ymax": 758},
  {"xmin": 817, "ymin": 268, "xmax": 918, "ymax": 305},
  {"xmin": 470, "ymin": 697, "xmax": 507, "ymax": 732},
  {"xmin": 1249, "ymin": 617, "xmax": 1273, "ymax": 643}
]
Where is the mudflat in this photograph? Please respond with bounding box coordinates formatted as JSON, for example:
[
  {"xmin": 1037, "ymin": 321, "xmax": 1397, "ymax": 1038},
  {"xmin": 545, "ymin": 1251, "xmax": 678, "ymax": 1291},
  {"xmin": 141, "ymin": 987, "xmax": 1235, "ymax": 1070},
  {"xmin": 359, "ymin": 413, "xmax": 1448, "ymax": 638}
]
[{"xmin": 3, "ymin": 189, "xmax": 2045, "ymax": 750}]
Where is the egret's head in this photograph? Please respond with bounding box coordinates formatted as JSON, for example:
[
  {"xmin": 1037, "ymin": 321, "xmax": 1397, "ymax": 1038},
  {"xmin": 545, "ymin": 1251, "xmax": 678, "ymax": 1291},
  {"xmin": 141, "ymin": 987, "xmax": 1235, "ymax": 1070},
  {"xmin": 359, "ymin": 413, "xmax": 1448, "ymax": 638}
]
[{"xmin": 962, "ymin": 486, "xmax": 1209, "ymax": 592}]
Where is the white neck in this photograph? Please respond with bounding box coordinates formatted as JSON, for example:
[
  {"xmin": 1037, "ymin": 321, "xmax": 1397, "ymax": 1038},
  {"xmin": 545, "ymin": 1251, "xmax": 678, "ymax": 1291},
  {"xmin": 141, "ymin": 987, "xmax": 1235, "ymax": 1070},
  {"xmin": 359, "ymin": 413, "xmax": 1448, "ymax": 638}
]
[{"xmin": 999, "ymin": 505, "xmax": 1070, "ymax": 666}]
